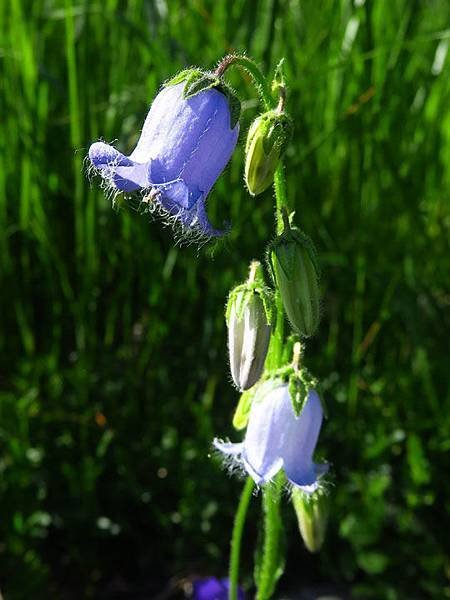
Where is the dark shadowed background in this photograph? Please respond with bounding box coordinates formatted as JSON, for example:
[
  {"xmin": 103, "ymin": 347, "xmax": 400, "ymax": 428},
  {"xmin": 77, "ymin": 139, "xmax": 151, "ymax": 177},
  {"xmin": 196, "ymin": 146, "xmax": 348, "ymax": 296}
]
[{"xmin": 1, "ymin": 0, "xmax": 449, "ymax": 598}]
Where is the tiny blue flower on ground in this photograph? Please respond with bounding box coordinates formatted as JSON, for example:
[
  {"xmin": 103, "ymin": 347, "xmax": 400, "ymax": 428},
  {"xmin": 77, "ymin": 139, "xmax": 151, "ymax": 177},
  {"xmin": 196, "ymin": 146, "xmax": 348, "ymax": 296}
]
[
  {"xmin": 192, "ymin": 576, "xmax": 245, "ymax": 600},
  {"xmin": 214, "ymin": 381, "xmax": 327, "ymax": 493},
  {"xmin": 88, "ymin": 81, "xmax": 239, "ymax": 238}
]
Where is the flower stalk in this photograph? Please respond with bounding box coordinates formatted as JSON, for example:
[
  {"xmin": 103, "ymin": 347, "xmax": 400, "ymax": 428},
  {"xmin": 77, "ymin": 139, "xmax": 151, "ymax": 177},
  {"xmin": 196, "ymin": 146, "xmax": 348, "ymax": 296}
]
[
  {"xmin": 220, "ymin": 54, "xmax": 327, "ymax": 600},
  {"xmin": 215, "ymin": 54, "xmax": 274, "ymax": 110},
  {"xmin": 255, "ymin": 473, "xmax": 284, "ymax": 600},
  {"xmin": 225, "ymin": 60, "xmax": 294, "ymax": 600},
  {"xmin": 229, "ymin": 477, "xmax": 255, "ymax": 600}
]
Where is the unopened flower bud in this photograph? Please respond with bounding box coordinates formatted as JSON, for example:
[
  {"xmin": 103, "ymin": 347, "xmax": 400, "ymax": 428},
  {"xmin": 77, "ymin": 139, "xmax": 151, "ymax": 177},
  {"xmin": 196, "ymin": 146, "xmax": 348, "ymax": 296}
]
[
  {"xmin": 292, "ymin": 488, "xmax": 329, "ymax": 553},
  {"xmin": 245, "ymin": 111, "xmax": 293, "ymax": 196},
  {"xmin": 269, "ymin": 213, "xmax": 320, "ymax": 337},
  {"xmin": 226, "ymin": 261, "xmax": 274, "ymax": 391}
]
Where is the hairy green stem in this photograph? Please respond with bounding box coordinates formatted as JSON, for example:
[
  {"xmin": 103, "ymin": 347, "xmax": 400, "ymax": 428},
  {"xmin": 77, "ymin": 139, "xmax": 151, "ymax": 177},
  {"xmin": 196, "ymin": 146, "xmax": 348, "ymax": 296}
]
[
  {"xmin": 225, "ymin": 58, "xmax": 290, "ymax": 600},
  {"xmin": 274, "ymin": 165, "xmax": 289, "ymax": 234},
  {"xmin": 229, "ymin": 477, "xmax": 255, "ymax": 600},
  {"xmin": 255, "ymin": 161, "xmax": 289, "ymax": 598},
  {"xmin": 266, "ymin": 163, "xmax": 288, "ymax": 371},
  {"xmin": 215, "ymin": 54, "xmax": 274, "ymax": 110},
  {"xmin": 255, "ymin": 474, "xmax": 284, "ymax": 600}
]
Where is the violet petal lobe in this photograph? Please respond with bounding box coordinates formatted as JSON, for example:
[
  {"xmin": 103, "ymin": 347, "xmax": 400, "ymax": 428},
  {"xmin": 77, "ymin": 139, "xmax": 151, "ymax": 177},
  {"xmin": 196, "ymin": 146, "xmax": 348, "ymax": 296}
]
[
  {"xmin": 241, "ymin": 383, "xmax": 286, "ymax": 484},
  {"xmin": 192, "ymin": 576, "xmax": 245, "ymax": 600},
  {"xmin": 279, "ymin": 388, "xmax": 328, "ymax": 492}
]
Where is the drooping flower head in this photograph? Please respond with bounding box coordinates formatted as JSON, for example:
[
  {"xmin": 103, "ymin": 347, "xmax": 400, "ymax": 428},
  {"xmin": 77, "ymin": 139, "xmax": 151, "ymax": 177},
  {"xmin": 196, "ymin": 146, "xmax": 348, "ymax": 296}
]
[
  {"xmin": 214, "ymin": 380, "xmax": 327, "ymax": 493},
  {"xmin": 88, "ymin": 70, "xmax": 240, "ymax": 239}
]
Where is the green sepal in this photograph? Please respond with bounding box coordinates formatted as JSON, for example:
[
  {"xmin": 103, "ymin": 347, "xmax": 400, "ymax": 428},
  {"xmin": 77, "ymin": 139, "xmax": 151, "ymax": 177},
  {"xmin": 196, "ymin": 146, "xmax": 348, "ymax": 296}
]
[
  {"xmin": 164, "ymin": 68, "xmax": 203, "ymax": 87},
  {"xmin": 225, "ymin": 262, "xmax": 275, "ymax": 326},
  {"xmin": 262, "ymin": 113, "xmax": 293, "ymax": 156},
  {"xmin": 183, "ymin": 73, "xmax": 221, "ymax": 99},
  {"xmin": 288, "ymin": 376, "xmax": 308, "ymax": 417},
  {"xmin": 265, "ymin": 363, "xmax": 294, "ymax": 383},
  {"xmin": 232, "ymin": 387, "xmax": 257, "ymax": 430},
  {"xmin": 261, "ymin": 363, "xmax": 325, "ymax": 418},
  {"xmin": 226, "ymin": 285, "xmax": 275, "ymax": 327},
  {"xmin": 272, "ymin": 58, "xmax": 287, "ymax": 93},
  {"xmin": 165, "ymin": 68, "xmax": 241, "ymax": 128},
  {"xmin": 288, "ymin": 367, "xmax": 318, "ymax": 417}
]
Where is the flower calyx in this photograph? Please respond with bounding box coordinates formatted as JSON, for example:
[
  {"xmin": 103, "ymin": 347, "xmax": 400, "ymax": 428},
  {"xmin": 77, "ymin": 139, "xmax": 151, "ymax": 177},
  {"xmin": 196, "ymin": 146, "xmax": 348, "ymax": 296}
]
[
  {"xmin": 263, "ymin": 345, "xmax": 325, "ymax": 418},
  {"xmin": 165, "ymin": 68, "xmax": 241, "ymax": 128},
  {"xmin": 226, "ymin": 261, "xmax": 275, "ymax": 328},
  {"xmin": 226, "ymin": 261, "xmax": 275, "ymax": 392}
]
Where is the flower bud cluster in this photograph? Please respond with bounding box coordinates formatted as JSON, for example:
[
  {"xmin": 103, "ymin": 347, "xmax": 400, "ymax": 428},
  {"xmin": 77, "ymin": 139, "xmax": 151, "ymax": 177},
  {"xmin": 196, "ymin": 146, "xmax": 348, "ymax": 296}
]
[{"xmin": 214, "ymin": 57, "xmax": 331, "ymax": 556}]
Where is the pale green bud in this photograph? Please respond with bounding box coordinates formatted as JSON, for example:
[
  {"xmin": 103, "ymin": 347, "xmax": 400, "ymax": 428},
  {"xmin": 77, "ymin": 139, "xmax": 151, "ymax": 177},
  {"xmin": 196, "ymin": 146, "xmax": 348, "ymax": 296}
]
[
  {"xmin": 226, "ymin": 261, "xmax": 274, "ymax": 391},
  {"xmin": 245, "ymin": 111, "xmax": 293, "ymax": 196},
  {"xmin": 269, "ymin": 215, "xmax": 320, "ymax": 337},
  {"xmin": 292, "ymin": 488, "xmax": 329, "ymax": 553}
]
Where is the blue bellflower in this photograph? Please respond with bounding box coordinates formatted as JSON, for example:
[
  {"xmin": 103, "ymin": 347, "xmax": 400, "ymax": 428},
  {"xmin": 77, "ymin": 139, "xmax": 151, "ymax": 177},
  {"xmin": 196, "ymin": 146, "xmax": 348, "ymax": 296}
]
[
  {"xmin": 214, "ymin": 382, "xmax": 327, "ymax": 493},
  {"xmin": 192, "ymin": 577, "xmax": 245, "ymax": 600},
  {"xmin": 88, "ymin": 82, "xmax": 239, "ymax": 237}
]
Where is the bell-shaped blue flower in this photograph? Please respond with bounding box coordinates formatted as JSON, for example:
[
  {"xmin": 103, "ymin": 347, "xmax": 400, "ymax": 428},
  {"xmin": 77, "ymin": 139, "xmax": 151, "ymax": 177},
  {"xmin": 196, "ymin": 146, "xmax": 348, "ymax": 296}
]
[
  {"xmin": 214, "ymin": 382, "xmax": 327, "ymax": 493},
  {"xmin": 88, "ymin": 81, "xmax": 239, "ymax": 237}
]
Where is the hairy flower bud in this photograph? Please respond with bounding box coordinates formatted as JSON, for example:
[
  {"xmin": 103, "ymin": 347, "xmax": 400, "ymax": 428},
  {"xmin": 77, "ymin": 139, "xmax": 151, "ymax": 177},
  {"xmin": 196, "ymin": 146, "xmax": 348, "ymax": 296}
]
[
  {"xmin": 226, "ymin": 261, "xmax": 274, "ymax": 391},
  {"xmin": 245, "ymin": 110, "xmax": 293, "ymax": 196},
  {"xmin": 292, "ymin": 488, "xmax": 329, "ymax": 553},
  {"xmin": 269, "ymin": 214, "xmax": 320, "ymax": 337}
]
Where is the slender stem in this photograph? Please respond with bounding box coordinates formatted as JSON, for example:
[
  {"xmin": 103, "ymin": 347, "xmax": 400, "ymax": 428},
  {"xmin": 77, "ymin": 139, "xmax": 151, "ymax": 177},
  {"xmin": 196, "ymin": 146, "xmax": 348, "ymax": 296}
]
[
  {"xmin": 274, "ymin": 165, "xmax": 289, "ymax": 234},
  {"xmin": 292, "ymin": 341, "xmax": 303, "ymax": 372},
  {"xmin": 222, "ymin": 56, "xmax": 291, "ymax": 599},
  {"xmin": 256, "ymin": 159, "xmax": 290, "ymax": 598},
  {"xmin": 266, "ymin": 161, "xmax": 289, "ymax": 371},
  {"xmin": 215, "ymin": 54, "xmax": 274, "ymax": 111},
  {"xmin": 229, "ymin": 477, "xmax": 255, "ymax": 600},
  {"xmin": 255, "ymin": 474, "xmax": 284, "ymax": 600},
  {"xmin": 248, "ymin": 260, "xmax": 260, "ymax": 284}
]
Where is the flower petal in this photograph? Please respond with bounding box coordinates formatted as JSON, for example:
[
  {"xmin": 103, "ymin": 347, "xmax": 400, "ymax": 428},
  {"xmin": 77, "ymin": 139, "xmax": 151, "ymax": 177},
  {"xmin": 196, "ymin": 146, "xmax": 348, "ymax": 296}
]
[
  {"xmin": 213, "ymin": 439, "xmax": 243, "ymax": 456},
  {"xmin": 89, "ymin": 141, "xmax": 133, "ymax": 168},
  {"xmin": 280, "ymin": 390, "xmax": 326, "ymax": 492},
  {"xmin": 129, "ymin": 84, "xmax": 237, "ymax": 181},
  {"xmin": 241, "ymin": 383, "xmax": 286, "ymax": 484},
  {"xmin": 89, "ymin": 141, "xmax": 150, "ymax": 191},
  {"xmin": 113, "ymin": 164, "xmax": 150, "ymax": 191}
]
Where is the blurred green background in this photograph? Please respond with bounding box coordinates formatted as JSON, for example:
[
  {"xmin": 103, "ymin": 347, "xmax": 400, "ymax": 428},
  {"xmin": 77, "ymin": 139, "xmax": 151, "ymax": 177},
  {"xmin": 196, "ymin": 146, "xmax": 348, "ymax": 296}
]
[{"xmin": 1, "ymin": 0, "xmax": 449, "ymax": 598}]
